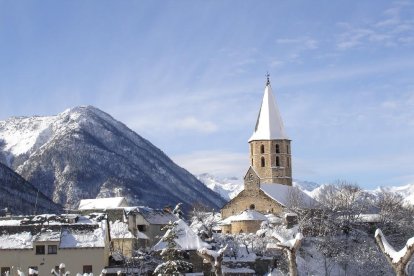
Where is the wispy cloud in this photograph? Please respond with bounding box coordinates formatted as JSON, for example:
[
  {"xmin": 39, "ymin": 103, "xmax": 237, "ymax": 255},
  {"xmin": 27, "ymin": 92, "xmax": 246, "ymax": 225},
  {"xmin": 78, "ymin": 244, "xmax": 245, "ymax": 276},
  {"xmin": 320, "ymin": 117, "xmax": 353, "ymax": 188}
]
[
  {"xmin": 172, "ymin": 150, "xmax": 248, "ymax": 177},
  {"xmin": 336, "ymin": 1, "xmax": 414, "ymax": 49}
]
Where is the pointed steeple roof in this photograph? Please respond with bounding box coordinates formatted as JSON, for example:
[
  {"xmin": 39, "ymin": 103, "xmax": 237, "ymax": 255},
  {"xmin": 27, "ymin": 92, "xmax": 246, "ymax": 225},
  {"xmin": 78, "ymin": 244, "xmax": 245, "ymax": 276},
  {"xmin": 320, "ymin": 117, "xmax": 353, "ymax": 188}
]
[{"xmin": 249, "ymin": 76, "xmax": 288, "ymax": 142}]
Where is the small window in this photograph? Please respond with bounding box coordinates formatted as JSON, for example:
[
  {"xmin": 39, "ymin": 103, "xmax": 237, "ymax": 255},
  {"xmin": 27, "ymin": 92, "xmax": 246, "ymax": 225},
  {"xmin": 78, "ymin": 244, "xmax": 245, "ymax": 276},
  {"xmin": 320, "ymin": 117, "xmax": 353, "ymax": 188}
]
[
  {"xmin": 287, "ymin": 157, "xmax": 290, "ymax": 168},
  {"xmin": 35, "ymin": 245, "xmax": 45, "ymax": 255},
  {"xmin": 249, "ymin": 204, "xmax": 255, "ymax": 210},
  {"xmin": 287, "ymin": 144, "xmax": 289, "ymax": 154},
  {"xmin": 138, "ymin": 225, "xmax": 146, "ymax": 232},
  {"xmin": 276, "ymin": 156, "xmax": 280, "ymax": 167},
  {"xmin": 48, "ymin": 245, "xmax": 57, "ymax": 254},
  {"xmin": 1, "ymin": 268, "xmax": 11, "ymax": 276},
  {"xmin": 276, "ymin": 144, "xmax": 280, "ymax": 153},
  {"xmin": 261, "ymin": 157, "xmax": 265, "ymax": 167},
  {"xmin": 260, "ymin": 145, "xmax": 265, "ymax": 153},
  {"xmin": 83, "ymin": 265, "xmax": 93, "ymax": 274}
]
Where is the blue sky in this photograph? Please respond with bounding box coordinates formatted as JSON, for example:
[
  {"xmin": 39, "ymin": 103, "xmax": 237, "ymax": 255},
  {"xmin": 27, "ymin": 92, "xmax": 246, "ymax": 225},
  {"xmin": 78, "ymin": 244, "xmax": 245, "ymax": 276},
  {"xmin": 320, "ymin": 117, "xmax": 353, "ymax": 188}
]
[{"xmin": 1, "ymin": 0, "xmax": 414, "ymax": 189}]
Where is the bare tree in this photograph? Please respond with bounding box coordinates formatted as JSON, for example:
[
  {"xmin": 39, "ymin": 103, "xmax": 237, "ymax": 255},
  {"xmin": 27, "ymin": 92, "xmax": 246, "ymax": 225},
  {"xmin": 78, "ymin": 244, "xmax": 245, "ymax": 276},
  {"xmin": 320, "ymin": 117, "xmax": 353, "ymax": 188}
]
[
  {"xmin": 375, "ymin": 229, "xmax": 414, "ymax": 276},
  {"xmin": 273, "ymin": 233, "xmax": 303, "ymax": 276},
  {"xmin": 197, "ymin": 245, "xmax": 228, "ymax": 276}
]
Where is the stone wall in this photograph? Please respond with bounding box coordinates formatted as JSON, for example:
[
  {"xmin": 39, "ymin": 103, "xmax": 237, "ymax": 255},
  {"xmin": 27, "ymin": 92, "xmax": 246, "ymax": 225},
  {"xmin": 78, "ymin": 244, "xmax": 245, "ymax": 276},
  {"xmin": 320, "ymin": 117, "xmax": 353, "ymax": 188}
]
[
  {"xmin": 231, "ymin": 220, "xmax": 262, "ymax": 234},
  {"xmin": 249, "ymin": 139, "xmax": 292, "ymax": 185},
  {"xmin": 221, "ymin": 189, "xmax": 284, "ymax": 219}
]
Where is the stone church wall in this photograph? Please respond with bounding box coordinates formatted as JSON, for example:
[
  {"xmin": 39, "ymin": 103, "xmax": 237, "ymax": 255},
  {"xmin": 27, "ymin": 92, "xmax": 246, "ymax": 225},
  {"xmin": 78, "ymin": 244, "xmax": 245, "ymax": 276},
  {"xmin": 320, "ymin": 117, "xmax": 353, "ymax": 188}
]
[{"xmin": 221, "ymin": 189, "xmax": 284, "ymax": 219}]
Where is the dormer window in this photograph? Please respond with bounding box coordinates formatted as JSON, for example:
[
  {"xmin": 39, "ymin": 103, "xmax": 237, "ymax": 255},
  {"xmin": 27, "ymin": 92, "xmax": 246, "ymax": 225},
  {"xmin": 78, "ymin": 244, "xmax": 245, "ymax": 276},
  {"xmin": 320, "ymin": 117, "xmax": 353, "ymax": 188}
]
[
  {"xmin": 261, "ymin": 157, "xmax": 265, "ymax": 167},
  {"xmin": 276, "ymin": 144, "xmax": 280, "ymax": 153},
  {"xmin": 260, "ymin": 145, "xmax": 265, "ymax": 153}
]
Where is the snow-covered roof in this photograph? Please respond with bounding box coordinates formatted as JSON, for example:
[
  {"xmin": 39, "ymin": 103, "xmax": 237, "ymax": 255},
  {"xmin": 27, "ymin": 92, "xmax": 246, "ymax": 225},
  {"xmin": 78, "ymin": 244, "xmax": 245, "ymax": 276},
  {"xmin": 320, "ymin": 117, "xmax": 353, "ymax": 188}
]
[
  {"xmin": 0, "ymin": 232, "xmax": 33, "ymax": 249},
  {"xmin": 153, "ymin": 219, "xmax": 210, "ymax": 251},
  {"xmin": 60, "ymin": 226, "xmax": 105, "ymax": 248},
  {"xmin": 78, "ymin": 197, "xmax": 128, "ymax": 210},
  {"xmin": 249, "ymin": 81, "xmax": 288, "ymax": 142},
  {"xmin": 34, "ymin": 229, "xmax": 61, "ymax": 242},
  {"xmin": 221, "ymin": 210, "xmax": 268, "ymax": 225},
  {"xmin": 261, "ymin": 183, "xmax": 317, "ymax": 208},
  {"xmin": 135, "ymin": 206, "xmax": 178, "ymax": 225}
]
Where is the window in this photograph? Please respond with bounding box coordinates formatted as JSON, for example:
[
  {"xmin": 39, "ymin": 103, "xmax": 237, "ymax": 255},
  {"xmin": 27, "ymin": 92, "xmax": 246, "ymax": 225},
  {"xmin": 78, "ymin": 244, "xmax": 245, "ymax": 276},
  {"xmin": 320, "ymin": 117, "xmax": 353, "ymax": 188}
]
[
  {"xmin": 261, "ymin": 157, "xmax": 265, "ymax": 167},
  {"xmin": 276, "ymin": 144, "xmax": 280, "ymax": 153},
  {"xmin": 287, "ymin": 157, "xmax": 290, "ymax": 168},
  {"xmin": 287, "ymin": 144, "xmax": 289, "ymax": 154},
  {"xmin": 260, "ymin": 145, "xmax": 264, "ymax": 153},
  {"xmin": 276, "ymin": 156, "xmax": 280, "ymax": 167},
  {"xmin": 48, "ymin": 245, "xmax": 57, "ymax": 254},
  {"xmin": 35, "ymin": 245, "xmax": 45, "ymax": 255},
  {"xmin": 249, "ymin": 204, "xmax": 255, "ymax": 210},
  {"xmin": 138, "ymin": 225, "xmax": 146, "ymax": 232},
  {"xmin": 83, "ymin": 265, "xmax": 93, "ymax": 274},
  {"xmin": 1, "ymin": 268, "xmax": 11, "ymax": 276}
]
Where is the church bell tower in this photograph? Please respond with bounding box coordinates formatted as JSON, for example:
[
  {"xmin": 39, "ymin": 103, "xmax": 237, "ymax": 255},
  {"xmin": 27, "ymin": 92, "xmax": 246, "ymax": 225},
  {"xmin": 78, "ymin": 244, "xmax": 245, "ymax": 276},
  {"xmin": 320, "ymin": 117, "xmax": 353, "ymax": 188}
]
[{"xmin": 248, "ymin": 75, "xmax": 292, "ymax": 186}]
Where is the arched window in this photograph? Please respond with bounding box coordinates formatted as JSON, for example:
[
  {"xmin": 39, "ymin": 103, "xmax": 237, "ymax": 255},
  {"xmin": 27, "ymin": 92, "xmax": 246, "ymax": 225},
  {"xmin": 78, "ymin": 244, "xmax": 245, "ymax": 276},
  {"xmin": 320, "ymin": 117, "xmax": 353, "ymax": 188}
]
[
  {"xmin": 276, "ymin": 156, "xmax": 280, "ymax": 167},
  {"xmin": 249, "ymin": 204, "xmax": 255, "ymax": 210},
  {"xmin": 261, "ymin": 157, "xmax": 265, "ymax": 167},
  {"xmin": 276, "ymin": 144, "xmax": 280, "ymax": 153},
  {"xmin": 260, "ymin": 145, "xmax": 265, "ymax": 153}
]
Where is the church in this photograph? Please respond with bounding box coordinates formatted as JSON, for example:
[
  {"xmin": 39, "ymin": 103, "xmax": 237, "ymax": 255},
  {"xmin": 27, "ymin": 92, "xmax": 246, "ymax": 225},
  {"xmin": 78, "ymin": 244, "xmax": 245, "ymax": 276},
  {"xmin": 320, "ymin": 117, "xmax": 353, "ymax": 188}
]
[{"xmin": 220, "ymin": 76, "xmax": 314, "ymax": 221}]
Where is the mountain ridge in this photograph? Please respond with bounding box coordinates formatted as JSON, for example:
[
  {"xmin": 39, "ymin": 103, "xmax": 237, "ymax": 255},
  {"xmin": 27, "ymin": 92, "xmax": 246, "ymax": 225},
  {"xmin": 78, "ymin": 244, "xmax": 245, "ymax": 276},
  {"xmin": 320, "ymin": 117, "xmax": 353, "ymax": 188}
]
[{"xmin": 0, "ymin": 106, "xmax": 226, "ymax": 211}]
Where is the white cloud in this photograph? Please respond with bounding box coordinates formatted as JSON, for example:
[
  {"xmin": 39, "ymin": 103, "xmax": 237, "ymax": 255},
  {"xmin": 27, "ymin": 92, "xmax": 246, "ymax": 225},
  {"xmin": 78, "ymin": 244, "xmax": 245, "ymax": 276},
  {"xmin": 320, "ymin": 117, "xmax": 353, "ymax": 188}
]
[
  {"xmin": 172, "ymin": 150, "xmax": 248, "ymax": 177},
  {"xmin": 173, "ymin": 116, "xmax": 218, "ymax": 133},
  {"xmin": 336, "ymin": 2, "xmax": 414, "ymax": 49}
]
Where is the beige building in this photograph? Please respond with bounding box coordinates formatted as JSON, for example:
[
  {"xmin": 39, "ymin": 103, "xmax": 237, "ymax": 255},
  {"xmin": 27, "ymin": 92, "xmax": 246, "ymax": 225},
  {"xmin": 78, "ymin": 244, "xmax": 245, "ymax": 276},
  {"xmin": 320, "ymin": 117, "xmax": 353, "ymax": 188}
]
[
  {"xmin": 221, "ymin": 77, "xmax": 315, "ymax": 224},
  {"xmin": 0, "ymin": 215, "xmax": 110, "ymax": 276}
]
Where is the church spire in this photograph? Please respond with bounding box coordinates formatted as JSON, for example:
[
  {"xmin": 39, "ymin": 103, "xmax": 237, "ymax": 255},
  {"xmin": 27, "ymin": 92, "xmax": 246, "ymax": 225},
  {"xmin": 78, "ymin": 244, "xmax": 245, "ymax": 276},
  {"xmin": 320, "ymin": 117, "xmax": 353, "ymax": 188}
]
[{"xmin": 248, "ymin": 75, "xmax": 288, "ymax": 142}]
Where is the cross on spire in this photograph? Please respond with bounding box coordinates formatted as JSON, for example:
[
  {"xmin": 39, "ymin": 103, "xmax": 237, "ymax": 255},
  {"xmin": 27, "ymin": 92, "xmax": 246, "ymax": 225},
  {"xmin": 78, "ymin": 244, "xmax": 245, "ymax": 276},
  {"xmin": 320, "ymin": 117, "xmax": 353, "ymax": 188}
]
[{"xmin": 266, "ymin": 72, "xmax": 271, "ymax": 86}]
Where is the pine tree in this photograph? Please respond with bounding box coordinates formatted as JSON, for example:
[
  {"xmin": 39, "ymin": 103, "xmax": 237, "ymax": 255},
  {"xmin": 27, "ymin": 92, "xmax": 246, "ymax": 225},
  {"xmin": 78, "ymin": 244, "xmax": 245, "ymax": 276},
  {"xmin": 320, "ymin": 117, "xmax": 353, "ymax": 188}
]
[{"xmin": 153, "ymin": 220, "xmax": 192, "ymax": 276}]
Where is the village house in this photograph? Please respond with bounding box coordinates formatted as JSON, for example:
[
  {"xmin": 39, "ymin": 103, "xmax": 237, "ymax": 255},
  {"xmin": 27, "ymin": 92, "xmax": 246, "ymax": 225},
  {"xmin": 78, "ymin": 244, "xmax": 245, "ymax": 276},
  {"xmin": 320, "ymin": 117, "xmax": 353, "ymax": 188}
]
[{"xmin": 0, "ymin": 214, "xmax": 110, "ymax": 276}]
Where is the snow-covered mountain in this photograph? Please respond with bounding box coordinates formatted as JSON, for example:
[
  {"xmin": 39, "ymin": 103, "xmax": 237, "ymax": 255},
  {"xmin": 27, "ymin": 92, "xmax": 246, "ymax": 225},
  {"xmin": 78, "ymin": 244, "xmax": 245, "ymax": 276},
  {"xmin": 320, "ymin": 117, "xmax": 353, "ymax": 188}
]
[
  {"xmin": 0, "ymin": 106, "xmax": 226, "ymax": 210},
  {"xmin": 371, "ymin": 184, "xmax": 414, "ymax": 205},
  {"xmin": 196, "ymin": 173, "xmax": 244, "ymax": 200},
  {"xmin": 0, "ymin": 162, "xmax": 62, "ymax": 215}
]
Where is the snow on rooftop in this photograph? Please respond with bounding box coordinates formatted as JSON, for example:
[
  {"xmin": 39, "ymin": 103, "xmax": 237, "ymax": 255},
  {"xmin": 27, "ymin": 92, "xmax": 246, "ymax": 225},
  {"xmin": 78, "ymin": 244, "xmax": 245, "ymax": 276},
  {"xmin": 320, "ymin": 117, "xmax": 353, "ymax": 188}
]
[
  {"xmin": 136, "ymin": 206, "xmax": 178, "ymax": 225},
  {"xmin": 78, "ymin": 197, "xmax": 127, "ymax": 210},
  {"xmin": 222, "ymin": 210, "xmax": 268, "ymax": 225},
  {"xmin": 0, "ymin": 232, "xmax": 33, "ymax": 249},
  {"xmin": 153, "ymin": 219, "xmax": 210, "ymax": 251},
  {"xmin": 260, "ymin": 183, "xmax": 317, "ymax": 208},
  {"xmin": 249, "ymin": 82, "xmax": 288, "ymax": 142},
  {"xmin": 34, "ymin": 229, "xmax": 61, "ymax": 242},
  {"xmin": 110, "ymin": 220, "xmax": 134, "ymax": 239},
  {"xmin": 60, "ymin": 226, "xmax": 105, "ymax": 248}
]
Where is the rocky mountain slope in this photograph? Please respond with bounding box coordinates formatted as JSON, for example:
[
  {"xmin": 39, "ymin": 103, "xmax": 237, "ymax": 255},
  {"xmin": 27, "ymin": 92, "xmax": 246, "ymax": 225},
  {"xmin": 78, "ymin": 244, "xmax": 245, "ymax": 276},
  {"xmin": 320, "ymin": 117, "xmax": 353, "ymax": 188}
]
[
  {"xmin": 0, "ymin": 162, "xmax": 62, "ymax": 215},
  {"xmin": 0, "ymin": 106, "xmax": 226, "ymax": 211}
]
